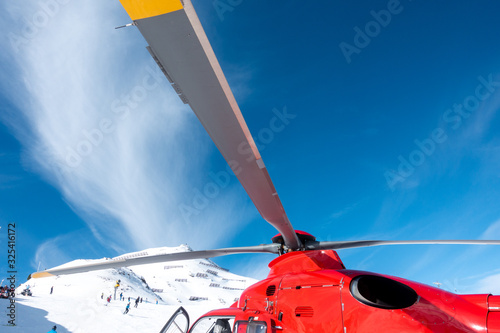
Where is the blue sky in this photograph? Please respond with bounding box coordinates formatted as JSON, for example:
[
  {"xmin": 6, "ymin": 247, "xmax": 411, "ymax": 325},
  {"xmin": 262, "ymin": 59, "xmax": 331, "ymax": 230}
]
[{"xmin": 1, "ymin": 0, "xmax": 500, "ymax": 294}]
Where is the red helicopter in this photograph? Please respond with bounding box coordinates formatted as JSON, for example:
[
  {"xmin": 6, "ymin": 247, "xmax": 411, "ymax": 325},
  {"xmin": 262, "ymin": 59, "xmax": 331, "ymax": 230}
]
[{"xmin": 32, "ymin": 0, "xmax": 500, "ymax": 332}]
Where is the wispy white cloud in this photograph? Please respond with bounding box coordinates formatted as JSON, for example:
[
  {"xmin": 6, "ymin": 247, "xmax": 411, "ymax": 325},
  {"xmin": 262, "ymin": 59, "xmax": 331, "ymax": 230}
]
[
  {"xmin": 470, "ymin": 272, "xmax": 500, "ymax": 294},
  {"xmin": 1, "ymin": 1, "xmax": 253, "ymax": 264},
  {"xmin": 0, "ymin": 173, "xmax": 23, "ymax": 189},
  {"xmin": 230, "ymin": 254, "xmax": 274, "ymax": 280},
  {"xmin": 329, "ymin": 201, "xmax": 360, "ymax": 220},
  {"xmin": 433, "ymin": 78, "xmax": 500, "ymax": 179},
  {"xmin": 480, "ymin": 219, "xmax": 500, "ymax": 239},
  {"xmin": 31, "ymin": 229, "xmax": 106, "ymax": 272}
]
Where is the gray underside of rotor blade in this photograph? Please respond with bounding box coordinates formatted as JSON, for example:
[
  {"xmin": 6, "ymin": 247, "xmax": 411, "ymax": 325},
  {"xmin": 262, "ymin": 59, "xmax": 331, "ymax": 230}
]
[
  {"xmin": 39, "ymin": 244, "xmax": 281, "ymax": 276},
  {"xmin": 131, "ymin": 3, "xmax": 300, "ymax": 249}
]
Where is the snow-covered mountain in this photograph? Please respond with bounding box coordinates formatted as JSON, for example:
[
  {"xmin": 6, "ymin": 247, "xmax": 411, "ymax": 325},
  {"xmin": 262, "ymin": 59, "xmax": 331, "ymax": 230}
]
[{"xmin": 4, "ymin": 245, "xmax": 257, "ymax": 333}]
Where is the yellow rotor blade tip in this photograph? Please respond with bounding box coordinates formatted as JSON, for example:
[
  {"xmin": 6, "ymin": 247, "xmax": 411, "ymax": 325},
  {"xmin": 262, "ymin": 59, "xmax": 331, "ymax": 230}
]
[
  {"xmin": 31, "ymin": 271, "xmax": 54, "ymax": 279},
  {"xmin": 119, "ymin": 0, "xmax": 184, "ymax": 21}
]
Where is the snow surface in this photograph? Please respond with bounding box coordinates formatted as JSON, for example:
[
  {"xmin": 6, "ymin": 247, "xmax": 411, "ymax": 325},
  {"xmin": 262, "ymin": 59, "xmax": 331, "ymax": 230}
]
[{"xmin": 3, "ymin": 245, "xmax": 256, "ymax": 332}]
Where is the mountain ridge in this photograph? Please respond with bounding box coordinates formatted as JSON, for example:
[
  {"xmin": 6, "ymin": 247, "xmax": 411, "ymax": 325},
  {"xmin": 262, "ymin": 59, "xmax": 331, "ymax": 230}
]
[{"xmin": 6, "ymin": 245, "xmax": 256, "ymax": 332}]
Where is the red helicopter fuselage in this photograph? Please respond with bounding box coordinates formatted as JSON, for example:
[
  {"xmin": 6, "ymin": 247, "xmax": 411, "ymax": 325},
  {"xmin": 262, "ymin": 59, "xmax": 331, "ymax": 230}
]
[{"xmin": 177, "ymin": 250, "xmax": 500, "ymax": 333}]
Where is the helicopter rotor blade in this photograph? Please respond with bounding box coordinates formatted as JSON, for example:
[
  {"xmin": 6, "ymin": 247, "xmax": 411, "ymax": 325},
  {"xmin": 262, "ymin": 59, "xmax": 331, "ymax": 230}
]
[
  {"xmin": 31, "ymin": 239, "xmax": 500, "ymax": 278},
  {"xmin": 305, "ymin": 239, "xmax": 500, "ymax": 251},
  {"xmin": 30, "ymin": 244, "xmax": 281, "ymax": 278},
  {"xmin": 117, "ymin": 1, "xmax": 301, "ymax": 249}
]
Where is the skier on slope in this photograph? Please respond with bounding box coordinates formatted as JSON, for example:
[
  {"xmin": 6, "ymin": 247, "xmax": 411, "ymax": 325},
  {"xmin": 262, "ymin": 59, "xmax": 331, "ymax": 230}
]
[
  {"xmin": 47, "ymin": 325, "xmax": 57, "ymax": 332},
  {"xmin": 124, "ymin": 302, "xmax": 131, "ymax": 314},
  {"xmin": 134, "ymin": 296, "xmax": 140, "ymax": 308}
]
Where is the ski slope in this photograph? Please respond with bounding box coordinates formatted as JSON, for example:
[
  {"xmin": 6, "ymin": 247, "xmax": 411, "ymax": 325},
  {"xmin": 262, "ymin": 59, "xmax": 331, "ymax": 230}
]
[{"xmin": 4, "ymin": 245, "xmax": 256, "ymax": 332}]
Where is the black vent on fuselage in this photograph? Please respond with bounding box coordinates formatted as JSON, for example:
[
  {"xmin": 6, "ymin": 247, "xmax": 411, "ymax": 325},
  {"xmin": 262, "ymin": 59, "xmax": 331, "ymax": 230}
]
[
  {"xmin": 350, "ymin": 275, "xmax": 419, "ymax": 310},
  {"xmin": 266, "ymin": 285, "xmax": 276, "ymax": 296}
]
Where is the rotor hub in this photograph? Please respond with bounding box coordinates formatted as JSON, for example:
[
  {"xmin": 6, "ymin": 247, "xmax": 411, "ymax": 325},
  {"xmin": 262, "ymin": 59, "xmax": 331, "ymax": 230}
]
[{"xmin": 271, "ymin": 230, "xmax": 316, "ymax": 247}]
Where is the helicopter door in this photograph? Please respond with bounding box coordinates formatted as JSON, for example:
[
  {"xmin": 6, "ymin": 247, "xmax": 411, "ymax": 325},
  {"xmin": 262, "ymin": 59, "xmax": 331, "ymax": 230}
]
[
  {"xmin": 276, "ymin": 277, "xmax": 343, "ymax": 333},
  {"xmin": 159, "ymin": 307, "xmax": 190, "ymax": 333}
]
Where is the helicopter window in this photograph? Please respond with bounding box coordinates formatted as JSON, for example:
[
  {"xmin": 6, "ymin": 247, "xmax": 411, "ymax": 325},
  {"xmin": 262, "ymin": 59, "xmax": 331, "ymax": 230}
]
[
  {"xmin": 234, "ymin": 321, "xmax": 267, "ymax": 333},
  {"xmin": 190, "ymin": 316, "xmax": 235, "ymax": 333},
  {"xmin": 350, "ymin": 275, "xmax": 419, "ymax": 310}
]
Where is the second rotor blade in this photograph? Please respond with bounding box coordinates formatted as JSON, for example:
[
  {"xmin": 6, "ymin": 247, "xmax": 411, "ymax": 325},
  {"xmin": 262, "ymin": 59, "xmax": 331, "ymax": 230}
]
[
  {"xmin": 31, "ymin": 244, "xmax": 280, "ymax": 278},
  {"xmin": 307, "ymin": 239, "xmax": 500, "ymax": 250}
]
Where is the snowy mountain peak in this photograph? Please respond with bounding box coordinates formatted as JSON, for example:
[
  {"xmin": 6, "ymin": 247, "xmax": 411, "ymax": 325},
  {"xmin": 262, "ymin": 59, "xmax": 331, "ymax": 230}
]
[{"xmin": 10, "ymin": 245, "xmax": 256, "ymax": 332}]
